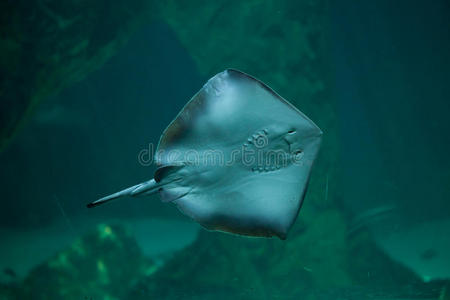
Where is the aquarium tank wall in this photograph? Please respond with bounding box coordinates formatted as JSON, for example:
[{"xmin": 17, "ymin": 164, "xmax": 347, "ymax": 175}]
[{"xmin": 0, "ymin": 0, "xmax": 449, "ymax": 299}]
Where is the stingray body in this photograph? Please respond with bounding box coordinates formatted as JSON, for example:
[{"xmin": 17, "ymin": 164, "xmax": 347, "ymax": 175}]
[{"xmin": 88, "ymin": 69, "xmax": 322, "ymax": 239}]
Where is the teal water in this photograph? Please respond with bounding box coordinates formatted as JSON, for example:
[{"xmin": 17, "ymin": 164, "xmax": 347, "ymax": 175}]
[{"xmin": 0, "ymin": 0, "xmax": 449, "ymax": 299}]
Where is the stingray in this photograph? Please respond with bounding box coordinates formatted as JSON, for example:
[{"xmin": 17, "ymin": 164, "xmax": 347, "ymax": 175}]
[{"xmin": 87, "ymin": 69, "xmax": 322, "ymax": 239}]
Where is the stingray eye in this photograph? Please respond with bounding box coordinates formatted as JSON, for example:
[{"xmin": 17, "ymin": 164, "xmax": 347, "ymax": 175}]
[{"xmin": 288, "ymin": 129, "xmax": 296, "ymax": 134}]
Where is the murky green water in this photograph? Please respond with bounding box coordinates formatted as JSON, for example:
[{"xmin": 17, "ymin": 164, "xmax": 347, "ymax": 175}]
[{"xmin": 0, "ymin": 0, "xmax": 449, "ymax": 299}]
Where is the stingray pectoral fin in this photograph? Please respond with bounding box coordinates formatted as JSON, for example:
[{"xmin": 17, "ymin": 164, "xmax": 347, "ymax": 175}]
[{"xmin": 87, "ymin": 179, "xmax": 159, "ymax": 208}]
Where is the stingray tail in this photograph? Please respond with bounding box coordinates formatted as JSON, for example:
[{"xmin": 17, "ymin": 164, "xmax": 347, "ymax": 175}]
[{"xmin": 87, "ymin": 179, "xmax": 160, "ymax": 208}]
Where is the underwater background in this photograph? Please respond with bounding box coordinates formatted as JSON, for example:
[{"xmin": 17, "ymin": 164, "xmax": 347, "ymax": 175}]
[{"xmin": 0, "ymin": 0, "xmax": 449, "ymax": 299}]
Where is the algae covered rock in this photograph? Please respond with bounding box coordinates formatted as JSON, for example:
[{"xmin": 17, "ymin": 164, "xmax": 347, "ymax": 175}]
[
  {"xmin": 127, "ymin": 210, "xmax": 444, "ymax": 299},
  {"xmin": 0, "ymin": 283, "xmax": 18, "ymax": 300},
  {"xmin": 127, "ymin": 209, "xmax": 352, "ymax": 299},
  {"xmin": 128, "ymin": 231, "xmax": 268, "ymax": 300},
  {"xmin": 0, "ymin": 0, "xmax": 154, "ymax": 151},
  {"xmin": 347, "ymin": 229, "xmax": 422, "ymax": 288},
  {"xmin": 18, "ymin": 224, "xmax": 156, "ymax": 300}
]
